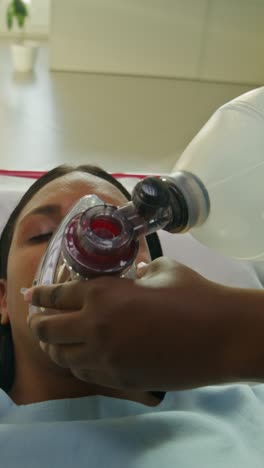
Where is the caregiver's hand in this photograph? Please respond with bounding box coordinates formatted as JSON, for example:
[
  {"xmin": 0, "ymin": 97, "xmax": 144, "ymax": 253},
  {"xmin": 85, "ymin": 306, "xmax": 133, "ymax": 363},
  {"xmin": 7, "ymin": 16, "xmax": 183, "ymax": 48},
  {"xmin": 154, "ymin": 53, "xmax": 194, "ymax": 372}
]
[{"xmin": 25, "ymin": 258, "xmax": 264, "ymax": 391}]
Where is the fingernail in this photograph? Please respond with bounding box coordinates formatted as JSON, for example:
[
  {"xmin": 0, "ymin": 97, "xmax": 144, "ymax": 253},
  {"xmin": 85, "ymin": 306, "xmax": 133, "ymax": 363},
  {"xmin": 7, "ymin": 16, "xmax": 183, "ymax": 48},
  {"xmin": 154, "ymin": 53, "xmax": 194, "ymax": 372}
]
[
  {"xmin": 27, "ymin": 305, "xmax": 37, "ymax": 326},
  {"xmin": 136, "ymin": 262, "xmax": 148, "ymax": 279},
  {"xmin": 39, "ymin": 341, "xmax": 47, "ymax": 352},
  {"xmin": 21, "ymin": 287, "xmax": 33, "ymax": 302}
]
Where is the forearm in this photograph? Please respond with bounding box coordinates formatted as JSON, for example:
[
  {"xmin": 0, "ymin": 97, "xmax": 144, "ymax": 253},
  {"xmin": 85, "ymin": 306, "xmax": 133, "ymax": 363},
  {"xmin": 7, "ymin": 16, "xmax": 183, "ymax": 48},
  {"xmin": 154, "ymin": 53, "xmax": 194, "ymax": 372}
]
[
  {"xmin": 148, "ymin": 282, "xmax": 264, "ymax": 391},
  {"xmin": 223, "ymin": 286, "xmax": 264, "ymax": 384}
]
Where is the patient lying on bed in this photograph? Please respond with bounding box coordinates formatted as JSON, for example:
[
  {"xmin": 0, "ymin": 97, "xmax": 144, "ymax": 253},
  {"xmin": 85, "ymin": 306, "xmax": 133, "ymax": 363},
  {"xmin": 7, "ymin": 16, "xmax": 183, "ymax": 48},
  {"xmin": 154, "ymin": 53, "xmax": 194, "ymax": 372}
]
[{"xmin": 0, "ymin": 164, "xmax": 263, "ymax": 468}]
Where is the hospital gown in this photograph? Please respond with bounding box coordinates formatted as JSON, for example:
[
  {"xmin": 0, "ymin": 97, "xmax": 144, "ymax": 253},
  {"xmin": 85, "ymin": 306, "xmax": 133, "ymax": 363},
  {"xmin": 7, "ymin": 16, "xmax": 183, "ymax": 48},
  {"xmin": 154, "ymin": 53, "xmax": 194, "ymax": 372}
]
[{"xmin": 0, "ymin": 384, "xmax": 264, "ymax": 467}]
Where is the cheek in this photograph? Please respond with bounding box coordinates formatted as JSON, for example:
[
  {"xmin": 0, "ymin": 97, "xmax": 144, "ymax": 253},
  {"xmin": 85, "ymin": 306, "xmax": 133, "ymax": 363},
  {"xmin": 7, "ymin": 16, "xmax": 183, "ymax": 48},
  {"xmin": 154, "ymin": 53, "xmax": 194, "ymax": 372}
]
[
  {"xmin": 7, "ymin": 246, "xmax": 44, "ymax": 318},
  {"xmin": 9, "ymin": 248, "xmax": 41, "ymax": 286}
]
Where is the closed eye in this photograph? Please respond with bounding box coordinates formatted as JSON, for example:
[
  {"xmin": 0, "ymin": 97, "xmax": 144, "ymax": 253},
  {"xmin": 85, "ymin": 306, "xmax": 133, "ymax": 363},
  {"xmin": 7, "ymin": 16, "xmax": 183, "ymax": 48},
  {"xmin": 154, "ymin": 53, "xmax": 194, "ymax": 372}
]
[{"xmin": 29, "ymin": 232, "xmax": 54, "ymax": 243}]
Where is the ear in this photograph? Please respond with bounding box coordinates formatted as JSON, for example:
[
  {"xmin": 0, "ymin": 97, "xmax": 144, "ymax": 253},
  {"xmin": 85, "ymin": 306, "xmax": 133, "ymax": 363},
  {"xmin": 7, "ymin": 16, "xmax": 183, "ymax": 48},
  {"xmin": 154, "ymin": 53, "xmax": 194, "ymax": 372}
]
[
  {"xmin": 136, "ymin": 237, "xmax": 151, "ymax": 266},
  {"xmin": 0, "ymin": 280, "xmax": 9, "ymax": 325}
]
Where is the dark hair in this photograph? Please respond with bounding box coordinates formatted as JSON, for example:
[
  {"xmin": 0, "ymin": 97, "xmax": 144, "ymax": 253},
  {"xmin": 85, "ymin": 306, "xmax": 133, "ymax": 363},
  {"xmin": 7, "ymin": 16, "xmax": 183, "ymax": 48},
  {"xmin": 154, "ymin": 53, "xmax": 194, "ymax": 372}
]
[{"xmin": 0, "ymin": 165, "xmax": 162, "ymax": 393}]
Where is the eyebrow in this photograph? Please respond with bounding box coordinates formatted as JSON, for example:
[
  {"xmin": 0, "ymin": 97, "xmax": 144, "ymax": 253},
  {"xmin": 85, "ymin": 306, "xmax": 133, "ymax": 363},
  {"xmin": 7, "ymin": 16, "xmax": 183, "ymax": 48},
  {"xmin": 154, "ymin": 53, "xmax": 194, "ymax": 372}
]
[{"xmin": 19, "ymin": 204, "xmax": 62, "ymax": 225}]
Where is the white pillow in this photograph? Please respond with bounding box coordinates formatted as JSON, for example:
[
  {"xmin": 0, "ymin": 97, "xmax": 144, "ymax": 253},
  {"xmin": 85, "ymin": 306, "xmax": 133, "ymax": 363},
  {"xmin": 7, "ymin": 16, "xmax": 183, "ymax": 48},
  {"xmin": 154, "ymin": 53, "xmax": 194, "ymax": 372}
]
[{"xmin": 159, "ymin": 230, "xmax": 262, "ymax": 289}]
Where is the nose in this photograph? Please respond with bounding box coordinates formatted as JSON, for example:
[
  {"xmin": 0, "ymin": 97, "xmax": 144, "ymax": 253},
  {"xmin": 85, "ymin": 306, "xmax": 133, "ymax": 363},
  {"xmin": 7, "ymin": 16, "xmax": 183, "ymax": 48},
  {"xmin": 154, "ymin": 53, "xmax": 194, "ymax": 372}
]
[{"xmin": 54, "ymin": 261, "xmax": 73, "ymax": 284}]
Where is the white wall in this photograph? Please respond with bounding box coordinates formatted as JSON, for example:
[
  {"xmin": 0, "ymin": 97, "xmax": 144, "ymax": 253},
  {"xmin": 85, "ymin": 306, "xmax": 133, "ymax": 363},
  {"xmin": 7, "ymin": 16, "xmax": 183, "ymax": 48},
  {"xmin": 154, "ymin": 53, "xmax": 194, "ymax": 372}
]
[
  {"xmin": 50, "ymin": 0, "xmax": 264, "ymax": 86},
  {"xmin": 47, "ymin": 0, "xmax": 260, "ymax": 171},
  {"xmin": 0, "ymin": 0, "xmax": 50, "ymax": 37},
  {"xmin": 0, "ymin": 37, "xmax": 255, "ymax": 173},
  {"xmin": 0, "ymin": 1, "xmax": 259, "ymax": 173}
]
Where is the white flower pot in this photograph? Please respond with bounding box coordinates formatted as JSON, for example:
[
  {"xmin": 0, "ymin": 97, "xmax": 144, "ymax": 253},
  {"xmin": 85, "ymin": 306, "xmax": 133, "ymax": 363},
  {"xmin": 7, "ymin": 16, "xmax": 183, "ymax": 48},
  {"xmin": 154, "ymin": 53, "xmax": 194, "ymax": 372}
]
[{"xmin": 10, "ymin": 41, "xmax": 38, "ymax": 73}]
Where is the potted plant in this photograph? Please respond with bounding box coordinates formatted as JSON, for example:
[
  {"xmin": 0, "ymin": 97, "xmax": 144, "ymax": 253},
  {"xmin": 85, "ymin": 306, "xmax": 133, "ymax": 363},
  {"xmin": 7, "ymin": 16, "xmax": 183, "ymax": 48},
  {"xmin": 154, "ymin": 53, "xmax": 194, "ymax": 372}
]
[{"xmin": 6, "ymin": 0, "xmax": 38, "ymax": 72}]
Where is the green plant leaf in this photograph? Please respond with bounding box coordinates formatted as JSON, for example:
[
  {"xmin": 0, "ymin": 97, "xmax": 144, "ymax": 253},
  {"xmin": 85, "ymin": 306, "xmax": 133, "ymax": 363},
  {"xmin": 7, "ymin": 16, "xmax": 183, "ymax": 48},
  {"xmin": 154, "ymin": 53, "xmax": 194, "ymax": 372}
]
[
  {"xmin": 7, "ymin": 0, "xmax": 28, "ymax": 31},
  {"xmin": 14, "ymin": 0, "xmax": 28, "ymax": 17},
  {"xmin": 17, "ymin": 13, "xmax": 25, "ymax": 28},
  {"xmin": 6, "ymin": 5, "xmax": 14, "ymax": 30}
]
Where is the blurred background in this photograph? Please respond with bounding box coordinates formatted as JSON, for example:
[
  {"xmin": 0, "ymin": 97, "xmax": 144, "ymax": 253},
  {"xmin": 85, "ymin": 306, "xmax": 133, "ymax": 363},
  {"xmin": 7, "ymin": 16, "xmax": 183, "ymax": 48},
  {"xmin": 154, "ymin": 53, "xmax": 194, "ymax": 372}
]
[{"xmin": 0, "ymin": 0, "xmax": 263, "ymax": 174}]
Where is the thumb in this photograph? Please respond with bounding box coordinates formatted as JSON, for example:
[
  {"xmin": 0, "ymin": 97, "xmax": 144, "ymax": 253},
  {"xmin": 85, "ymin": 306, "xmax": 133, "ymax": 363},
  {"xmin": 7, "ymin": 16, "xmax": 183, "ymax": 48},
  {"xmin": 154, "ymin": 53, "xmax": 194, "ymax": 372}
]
[
  {"xmin": 136, "ymin": 258, "xmax": 166, "ymax": 279},
  {"xmin": 137, "ymin": 258, "xmax": 172, "ymax": 279},
  {"xmin": 136, "ymin": 262, "xmax": 149, "ymax": 279}
]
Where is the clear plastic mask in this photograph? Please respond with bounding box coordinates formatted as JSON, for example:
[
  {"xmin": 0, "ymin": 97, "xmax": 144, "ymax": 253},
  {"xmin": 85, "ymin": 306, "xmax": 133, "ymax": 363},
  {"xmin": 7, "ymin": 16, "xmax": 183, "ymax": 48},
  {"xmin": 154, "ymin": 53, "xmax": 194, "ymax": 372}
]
[{"xmin": 33, "ymin": 195, "xmax": 139, "ymax": 289}]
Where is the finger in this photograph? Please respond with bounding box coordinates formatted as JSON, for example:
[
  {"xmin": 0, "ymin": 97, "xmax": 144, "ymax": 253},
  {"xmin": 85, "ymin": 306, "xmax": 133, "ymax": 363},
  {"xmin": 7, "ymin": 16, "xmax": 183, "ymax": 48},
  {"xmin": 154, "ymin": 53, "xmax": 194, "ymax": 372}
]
[
  {"xmin": 138, "ymin": 257, "xmax": 178, "ymax": 278},
  {"xmin": 25, "ymin": 280, "xmax": 85, "ymax": 310},
  {"xmin": 39, "ymin": 340, "xmax": 121, "ymax": 387},
  {"xmin": 136, "ymin": 262, "xmax": 149, "ymax": 279},
  {"xmin": 70, "ymin": 366, "xmax": 117, "ymax": 387},
  {"xmin": 39, "ymin": 342, "xmax": 106, "ymax": 376},
  {"xmin": 39, "ymin": 342, "xmax": 85, "ymax": 369},
  {"xmin": 136, "ymin": 258, "xmax": 165, "ymax": 279},
  {"xmin": 28, "ymin": 309, "xmax": 86, "ymax": 344},
  {"xmin": 40, "ymin": 342, "xmax": 100, "ymax": 372}
]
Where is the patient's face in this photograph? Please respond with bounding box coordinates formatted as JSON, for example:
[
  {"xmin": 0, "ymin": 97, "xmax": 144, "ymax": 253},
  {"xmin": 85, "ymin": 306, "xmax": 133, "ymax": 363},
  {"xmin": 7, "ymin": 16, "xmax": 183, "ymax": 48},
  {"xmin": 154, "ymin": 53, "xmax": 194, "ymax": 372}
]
[{"xmin": 2, "ymin": 172, "xmax": 150, "ymax": 372}]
